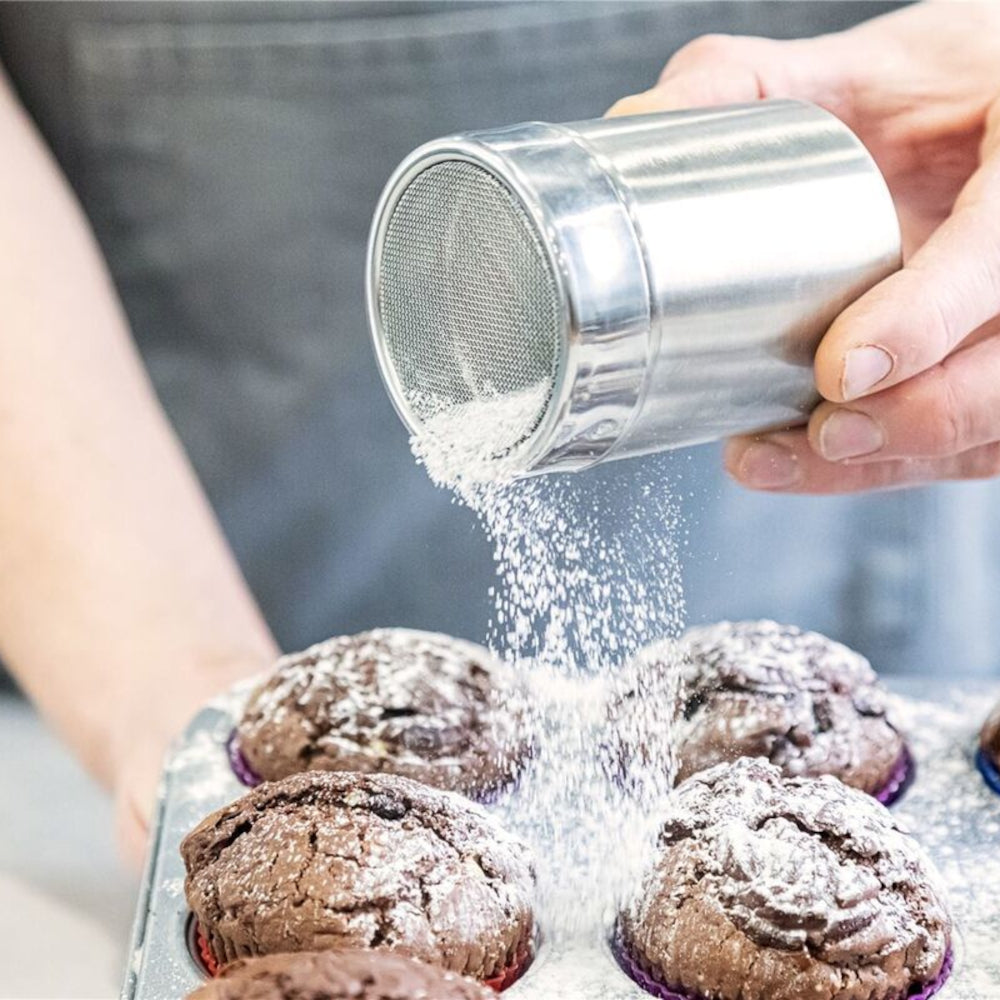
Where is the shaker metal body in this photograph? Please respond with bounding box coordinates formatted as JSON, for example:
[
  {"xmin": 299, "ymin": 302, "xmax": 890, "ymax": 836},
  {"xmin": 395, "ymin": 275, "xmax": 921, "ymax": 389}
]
[{"xmin": 367, "ymin": 100, "xmax": 901, "ymax": 476}]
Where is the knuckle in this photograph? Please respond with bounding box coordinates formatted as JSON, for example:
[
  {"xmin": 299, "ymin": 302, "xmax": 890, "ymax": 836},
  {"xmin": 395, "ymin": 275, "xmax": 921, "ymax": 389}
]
[
  {"xmin": 918, "ymin": 277, "xmax": 962, "ymax": 361},
  {"xmin": 923, "ymin": 369, "xmax": 966, "ymax": 455},
  {"xmin": 960, "ymin": 442, "xmax": 1000, "ymax": 480},
  {"xmin": 607, "ymin": 93, "xmax": 652, "ymax": 118},
  {"xmin": 983, "ymin": 93, "xmax": 1000, "ymax": 153},
  {"xmin": 664, "ymin": 33, "xmax": 740, "ymax": 76}
]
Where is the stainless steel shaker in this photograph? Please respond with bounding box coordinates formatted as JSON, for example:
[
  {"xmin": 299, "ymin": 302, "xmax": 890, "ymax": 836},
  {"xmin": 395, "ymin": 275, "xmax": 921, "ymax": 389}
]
[{"xmin": 366, "ymin": 99, "xmax": 901, "ymax": 476}]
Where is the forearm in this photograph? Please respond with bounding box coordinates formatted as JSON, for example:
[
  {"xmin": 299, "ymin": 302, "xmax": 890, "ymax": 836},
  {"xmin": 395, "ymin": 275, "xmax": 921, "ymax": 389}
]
[{"xmin": 0, "ymin": 73, "xmax": 279, "ymax": 787}]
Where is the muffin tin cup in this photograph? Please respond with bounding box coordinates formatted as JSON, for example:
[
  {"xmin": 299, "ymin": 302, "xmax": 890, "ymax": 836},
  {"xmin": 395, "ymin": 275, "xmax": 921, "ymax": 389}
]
[
  {"xmin": 187, "ymin": 911, "xmax": 530, "ymax": 992},
  {"xmin": 612, "ymin": 937, "xmax": 954, "ymax": 1000},
  {"xmin": 975, "ymin": 748, "xmax": 1000, "ymax": 797},
  {"xmin": 225, "ymin": 728, "xmax": 524, "ymax": 804},
  {"xmin": 610, "ymin": 938, "xmax": 695, "ymax": 1000},
  {"xmin": 121, "ymin": 680, "xmax": 1000, "ymax": 1000},
  {"xmin": 186, "ymin": 918, "xmax": 220, "ymax": 978},
  {"xmin": 230, "ymin": 728, "xmax": 917, "ymax": 806},
  {"xmin": 876, "ymin": 745, "xmax": 917, "ymax": 807},
  {"xmin": 484, "ymin": 946, "xmax": 534, "ymax": 992},
  {"xmin": 225, "ymin": 731, "xmax": 262, "ymax": 788}
]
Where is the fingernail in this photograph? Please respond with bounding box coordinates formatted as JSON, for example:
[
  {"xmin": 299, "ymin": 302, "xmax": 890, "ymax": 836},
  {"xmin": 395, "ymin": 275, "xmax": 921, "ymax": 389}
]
[
  {"xmin": 735, "ymin": 440, "xmax": 801, "ymax": 489},
  {"xmin": 818, "ymin": 409, "xmax": 885, "ymax": 461},
  {"xmin": 842, "ymin": 345, "xmax": 893, "ymax": 400}
]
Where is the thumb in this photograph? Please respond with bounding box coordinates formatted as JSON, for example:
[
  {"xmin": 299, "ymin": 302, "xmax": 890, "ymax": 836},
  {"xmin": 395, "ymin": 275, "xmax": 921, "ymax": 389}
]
[
  {"xmin": 113, "ymin": 734, "xmax": 168, "ymax": 872},
  {"xmin": 115, "ymin": 783, "xmax": 152, "ymax": 873},
  {"xmin": 606, "ymin": 33, "xmax": 841, "ymax": 118},
  {"xmin": 814, "ymin": 93, "xmax": 1000, "ymax": 402}
]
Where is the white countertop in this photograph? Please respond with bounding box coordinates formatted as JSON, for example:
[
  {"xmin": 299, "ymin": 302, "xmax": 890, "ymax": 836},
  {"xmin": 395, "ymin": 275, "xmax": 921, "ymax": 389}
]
[{"xmin": 0, "ymin": 697, "xmax": 138, "ymax": 999}]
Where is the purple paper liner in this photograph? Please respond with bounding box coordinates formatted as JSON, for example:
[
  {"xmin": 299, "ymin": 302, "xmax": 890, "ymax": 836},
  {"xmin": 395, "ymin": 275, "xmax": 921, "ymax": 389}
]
[
  {"xmin": 225, "ymin": 730, "xmax": 521, "ymax": 801},
  {"xmin": 612, "ymin": 940, "xmax": 693, "ymax": 1000},
  {"xmin": 976, "ymin": 747, "xmax": 1000, "ymax": 797},
  {"xmin": 911, "ymin": 946, "xmax": 954, "ymax": 1000},
  {"xmin": 613, "ymin": 937, "xmax": 953, "ymax": 1000},
  {"xmin": 226, "ymin": 730, "xmax": 262, "ymax": 788},
  {"xmin": 875, "ymin": 746, "xmax": 916, "ymax": 807}
]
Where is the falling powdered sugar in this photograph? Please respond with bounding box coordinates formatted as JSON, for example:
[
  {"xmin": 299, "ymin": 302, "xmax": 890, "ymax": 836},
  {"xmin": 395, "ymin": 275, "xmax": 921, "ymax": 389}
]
[
  {"xmin": 409, "ymin": 388, "xmax": 687, "ymax": 942},
  {"xmin": 412, "ymin": 382, "xmax": 553, "ymax": 490}
]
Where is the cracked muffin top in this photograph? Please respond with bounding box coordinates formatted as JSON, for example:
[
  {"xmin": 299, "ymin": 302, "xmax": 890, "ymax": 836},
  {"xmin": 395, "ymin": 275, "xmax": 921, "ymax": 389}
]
[
  {"xmin": 610, "ymin": 620, "xmax": 905, "ymax": 794},
  {"xmin": 619, "ymin": 758, "xmax": 952, "ymax": 1000},
  {"xmin": 981, "ymin": 700, "xmax": 1000, "ymax": 769},
  {"xmin": 235, "ymin": 629, "xmax": 530, "ymax": 798},
  {"xmin": 181, "ymin": 770, "xmax": 535, "ymax": 979},
  {"xmin": 185, "ymin": 949, "xmax": 495, "ymax": 1000}
]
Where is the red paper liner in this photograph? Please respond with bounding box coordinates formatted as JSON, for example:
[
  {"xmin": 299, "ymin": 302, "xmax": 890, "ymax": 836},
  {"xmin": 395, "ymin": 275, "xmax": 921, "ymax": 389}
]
[
  {"xmin": 483, "ymin": 944, "xmax": 533, "ymax": 992},
  {"xmin": 187, "ymin": 918, "xmax": 220, "ymax": 978},
  {"xmin": 189, "ymin": 913, "xmax": 531, "ymax": 991},
  {"xmin": 198, "ymin": 931, "xmax": 221, "ymax": 977}
]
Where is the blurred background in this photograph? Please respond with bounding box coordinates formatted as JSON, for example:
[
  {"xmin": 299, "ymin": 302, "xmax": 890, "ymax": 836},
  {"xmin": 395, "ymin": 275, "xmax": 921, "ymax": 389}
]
[{"xmin": 5, "ymin": 2, "xmax": 999, "ymax": 997}]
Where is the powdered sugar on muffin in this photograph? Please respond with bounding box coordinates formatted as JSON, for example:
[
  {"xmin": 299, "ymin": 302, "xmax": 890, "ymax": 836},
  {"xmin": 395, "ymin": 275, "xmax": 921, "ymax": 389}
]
[
  {"xmin": 611, "ymin": 620, "xmax": 906, "ymax": 796},
  {"xmin": 182, "ymin": 770, "xmax": 535, "ymax": 979},
  {"xmin": 236, "ymin": 629, "xmax": 530, "ymax": 797},
  {"xmin": 620, "ymin": 757, "xmax": 951, "ymax": 1000}
]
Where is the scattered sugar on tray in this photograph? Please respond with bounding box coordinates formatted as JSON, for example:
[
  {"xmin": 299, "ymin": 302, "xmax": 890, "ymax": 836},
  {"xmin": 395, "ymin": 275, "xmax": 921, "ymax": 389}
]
[
  {"xmin": 889, "ymin": 686, "xmax": 1000, "ymax": 998},
  {"xmin": 166, "ymin": 728, "xmax": 244, "ymax": 804},
  {"xmin": 160, "ymin": 877, "xmax": 184, "ymax": 899},
  {"xmin": 237, "ymin": 630, "xmax": 528, "ymax": 784}
]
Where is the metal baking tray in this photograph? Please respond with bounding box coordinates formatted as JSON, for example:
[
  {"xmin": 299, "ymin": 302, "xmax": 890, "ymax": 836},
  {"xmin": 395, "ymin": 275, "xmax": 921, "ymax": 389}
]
[{"xmin": 121, "ymin": 678, "xmax": 1000, "ymax": 1000}]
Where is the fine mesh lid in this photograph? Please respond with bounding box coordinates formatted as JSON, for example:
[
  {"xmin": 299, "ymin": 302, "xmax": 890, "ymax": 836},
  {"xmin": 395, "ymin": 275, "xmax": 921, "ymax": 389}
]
[{"xmin": 375, "ymin": 159, "xmax": 563, "ymax": 459}]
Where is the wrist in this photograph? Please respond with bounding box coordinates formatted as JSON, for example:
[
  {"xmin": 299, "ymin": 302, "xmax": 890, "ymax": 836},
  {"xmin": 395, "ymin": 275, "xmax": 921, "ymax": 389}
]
[
  {"xmin": 111, "ymin": 644, "xmax": 276, "ymax": 778},
  {"xmin": 110, "ymin": 643, "xmax": 276, "ymax": 868}
]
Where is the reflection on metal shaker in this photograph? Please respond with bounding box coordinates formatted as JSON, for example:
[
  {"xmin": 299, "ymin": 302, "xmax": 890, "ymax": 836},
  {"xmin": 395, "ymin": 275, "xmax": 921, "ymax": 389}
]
[{"xmin": 367, "ymin": 100, "xmax": 901, "ymax": 476}]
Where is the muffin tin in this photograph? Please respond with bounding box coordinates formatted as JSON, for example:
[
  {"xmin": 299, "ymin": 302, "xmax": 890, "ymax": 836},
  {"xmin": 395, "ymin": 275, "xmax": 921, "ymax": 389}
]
[{"xmin": 121, "ymin": 678, "xmax": 1000, "ymax": 1000}]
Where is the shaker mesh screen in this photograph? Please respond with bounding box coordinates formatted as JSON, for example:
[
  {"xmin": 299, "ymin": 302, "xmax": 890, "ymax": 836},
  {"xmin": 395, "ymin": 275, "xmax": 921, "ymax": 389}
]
[{"xmin": 377, "ymin": 160, "xmax": 561, "ymax": 455}]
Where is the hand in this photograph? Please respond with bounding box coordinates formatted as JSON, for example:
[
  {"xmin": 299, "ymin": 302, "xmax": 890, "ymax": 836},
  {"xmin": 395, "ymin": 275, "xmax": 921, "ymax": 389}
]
[
  {"xmin": 114, "ymin": 730, "xmax": 174, "ymax": 872},
  {"xmin": 609, "ymin": 3, "xmax": 1000, "ymax": 493},
  {"xmin": 112, "ymin": 654, "xmax": 271, "ymax": 870}
]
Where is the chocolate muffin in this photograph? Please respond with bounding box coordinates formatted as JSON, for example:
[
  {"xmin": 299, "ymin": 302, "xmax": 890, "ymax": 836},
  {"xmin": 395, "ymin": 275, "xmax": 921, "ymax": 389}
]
[
  {"xmin": 185, "ymin": 949, "xmax": 495, "ymax": 1000},
  {"xmin": 618, "ymin": 758, "xmax": 952, "ymax": 1000},
  {"xmin": 978, "ymin": 700, "xmax": 1000, "ymax": 793},
  {"xmin": 234, "ymin": 629, "xmax": 529, "ymax": 798},
  {"xmin": 611, "ymin": 620, "xmax": 909, "ymax": 802},
  {"xmin": 182, "ymin": 770, "xmax": 535, "ymax": 981}
]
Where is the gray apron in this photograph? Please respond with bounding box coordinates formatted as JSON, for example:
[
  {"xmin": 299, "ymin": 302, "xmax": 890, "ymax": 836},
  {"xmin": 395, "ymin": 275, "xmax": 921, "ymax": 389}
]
[{"xmin": 2, "ymin": 0, "xmax": 994, "ymax": 676}]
